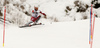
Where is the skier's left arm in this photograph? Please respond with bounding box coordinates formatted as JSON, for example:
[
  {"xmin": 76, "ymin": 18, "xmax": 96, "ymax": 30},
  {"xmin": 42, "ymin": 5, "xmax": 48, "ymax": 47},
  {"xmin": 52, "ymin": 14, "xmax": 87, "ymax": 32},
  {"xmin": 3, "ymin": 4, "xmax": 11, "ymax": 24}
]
[{"xmin": 40, "ymin": 11, "xmax": 47, "ymax": 19}]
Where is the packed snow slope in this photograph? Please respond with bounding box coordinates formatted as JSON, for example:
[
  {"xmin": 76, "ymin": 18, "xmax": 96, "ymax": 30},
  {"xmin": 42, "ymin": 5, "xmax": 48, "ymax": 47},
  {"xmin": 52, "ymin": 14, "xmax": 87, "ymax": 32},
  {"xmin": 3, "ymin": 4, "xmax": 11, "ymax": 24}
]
[{"xmin": 0, "ymin": 18, "xmax": 100, "ymax": 48}]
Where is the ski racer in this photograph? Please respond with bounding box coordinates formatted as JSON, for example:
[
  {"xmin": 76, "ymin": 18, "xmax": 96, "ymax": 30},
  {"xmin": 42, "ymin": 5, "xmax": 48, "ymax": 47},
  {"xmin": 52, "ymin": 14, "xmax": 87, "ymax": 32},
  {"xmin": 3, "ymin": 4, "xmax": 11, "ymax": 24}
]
[{"xmin": 25, "ymin": 6, "xmax": 47, "ymax": 26}]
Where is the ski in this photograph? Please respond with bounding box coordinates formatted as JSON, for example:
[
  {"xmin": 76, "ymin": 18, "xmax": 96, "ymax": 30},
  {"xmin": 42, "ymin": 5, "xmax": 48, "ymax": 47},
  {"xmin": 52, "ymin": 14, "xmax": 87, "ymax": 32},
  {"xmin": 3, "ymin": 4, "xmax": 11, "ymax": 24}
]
[
  {"xmin": 19, "ymin": 23, "xmax": 44, "ymax": 28},
  {"xmin": 19, "ymin": 25, "xmax": 31, "ymax": 28}
]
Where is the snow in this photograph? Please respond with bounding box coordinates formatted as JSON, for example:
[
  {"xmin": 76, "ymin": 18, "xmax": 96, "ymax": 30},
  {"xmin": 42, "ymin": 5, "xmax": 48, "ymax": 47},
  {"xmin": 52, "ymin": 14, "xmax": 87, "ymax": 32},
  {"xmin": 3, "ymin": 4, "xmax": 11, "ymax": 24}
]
[
  {"xmin": 1, "ymin": 0, "xmax": 99, "ymax": 25},
  {"xmin": 0, "ymin": 0, "xmax": 100, "ymax": 48},
  {"xmin": 79, "ymin": 0, "xmax": 91, "ymax": 5},
  {"xmin": 0, "ymin": 18, "xmax": 100, "ymax": 48}
]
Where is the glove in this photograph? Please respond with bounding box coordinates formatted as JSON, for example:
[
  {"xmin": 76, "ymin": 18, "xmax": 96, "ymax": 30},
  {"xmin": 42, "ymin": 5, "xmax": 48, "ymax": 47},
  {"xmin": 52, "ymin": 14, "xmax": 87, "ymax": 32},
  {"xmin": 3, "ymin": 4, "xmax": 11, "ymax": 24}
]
[{"xmin": 44, "ymin": 16, "xmax": 47, "ymax": 19}]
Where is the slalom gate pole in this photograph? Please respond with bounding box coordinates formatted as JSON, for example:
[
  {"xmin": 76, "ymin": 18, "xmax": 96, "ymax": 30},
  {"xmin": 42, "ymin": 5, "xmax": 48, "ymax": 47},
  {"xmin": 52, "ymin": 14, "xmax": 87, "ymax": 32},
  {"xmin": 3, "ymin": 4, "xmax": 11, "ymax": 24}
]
[
  {"xmin": 90, "ymin": 4, "xmax": 93, "ymax": 48},
  {"xmin": 3, "ymin": 6, "xmax": 6, "ymax": 47},
  {"xmin": 90, "ymin": 6, "xmax": 92, "ymax": 48},
  {"xmin": 92, "ymin": 14, "xmax": 96, "ymax": 40},
  {"xmin": 89, "ymin": 8, "xmax": 91, "ymax": 44},
  {"xmin": 90, "ymin": 4, "xmax": 93, "ymax": 41},
  {"xmin": 89, "ymin": 4, "xmax": 93, "ymax": 44},
  {"xmin": 90, "ymin": 14, "xmax": 96, "ymax": 48},
  {"xmin": 90, "ymin": 4, "xmax": 96, "ymax": 48}
]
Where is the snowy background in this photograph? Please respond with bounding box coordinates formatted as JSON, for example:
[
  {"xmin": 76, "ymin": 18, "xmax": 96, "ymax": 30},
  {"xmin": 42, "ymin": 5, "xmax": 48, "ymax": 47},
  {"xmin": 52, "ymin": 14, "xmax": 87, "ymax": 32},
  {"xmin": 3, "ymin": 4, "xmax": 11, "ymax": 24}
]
[
  {"xmin": 0, "ymin": 0, "xmax": 100, "ymax": 25},
  {"xmin": 0, "ymin": 0, "xmax": 100, "ymax": 48}
]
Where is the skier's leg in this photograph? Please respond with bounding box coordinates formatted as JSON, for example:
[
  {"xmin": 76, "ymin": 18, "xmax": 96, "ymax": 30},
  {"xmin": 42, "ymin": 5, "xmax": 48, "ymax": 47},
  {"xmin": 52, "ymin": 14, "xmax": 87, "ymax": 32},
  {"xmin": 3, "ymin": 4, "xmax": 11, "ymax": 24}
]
[
  {"xmin": 36, "ymin": 16, "xmax": 41, "ymax": 23},
  {"xmin": 25, "ymin": 21, "xmax": 33, "ymax": 26},
  {"xmin": 25, "ymin": 17, "xmax": 36, "ymax": 26},
  {"xmin": 33, "ymin": 16, "xmax": 41, "ymax": 24}
]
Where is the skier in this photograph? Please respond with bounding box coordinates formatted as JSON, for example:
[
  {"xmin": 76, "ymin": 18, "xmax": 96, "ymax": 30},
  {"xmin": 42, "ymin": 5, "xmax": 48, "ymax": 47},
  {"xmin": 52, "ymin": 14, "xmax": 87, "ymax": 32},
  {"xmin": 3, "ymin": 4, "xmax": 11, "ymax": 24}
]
[{"xmin": 25, "ymin": 6, "xmax": 47, "ymax": 26}]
